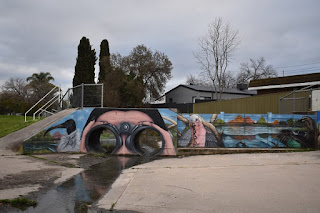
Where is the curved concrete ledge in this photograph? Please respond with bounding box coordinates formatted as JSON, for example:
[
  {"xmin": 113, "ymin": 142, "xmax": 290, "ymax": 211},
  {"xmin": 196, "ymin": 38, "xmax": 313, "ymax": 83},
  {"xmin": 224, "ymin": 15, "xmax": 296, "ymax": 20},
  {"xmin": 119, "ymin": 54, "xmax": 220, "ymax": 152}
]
[{"xmin": 177, "ymin": 147, "xmax": 315, "ymax": 156}]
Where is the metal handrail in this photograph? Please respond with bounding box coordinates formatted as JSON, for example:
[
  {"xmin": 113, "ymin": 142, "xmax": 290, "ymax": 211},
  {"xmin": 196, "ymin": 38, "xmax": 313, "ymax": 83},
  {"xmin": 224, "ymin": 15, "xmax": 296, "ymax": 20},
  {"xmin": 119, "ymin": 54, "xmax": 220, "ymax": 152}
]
[
  {"xmin": 24, "ymin": 86, "xmax": 59, "ymax": 122},
  {"xmin": 37, "ymin": 93, "xmax": 62, "ymax": 119},
  {"xmin": 25, "ymin": 83, "xmax": 104, "ymax": 122},
  {"xmin": 34, "ymin": 93, "xmax": 60, "ymax": 120}
]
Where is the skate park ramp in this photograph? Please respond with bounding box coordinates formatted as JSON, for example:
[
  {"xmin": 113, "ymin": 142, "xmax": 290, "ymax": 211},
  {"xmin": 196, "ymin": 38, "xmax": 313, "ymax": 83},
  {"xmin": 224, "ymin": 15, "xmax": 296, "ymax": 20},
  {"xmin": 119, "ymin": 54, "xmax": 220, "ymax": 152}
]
[{"xmin": 0, "ymin": 108, "xmax": 76, "ymax": 154}]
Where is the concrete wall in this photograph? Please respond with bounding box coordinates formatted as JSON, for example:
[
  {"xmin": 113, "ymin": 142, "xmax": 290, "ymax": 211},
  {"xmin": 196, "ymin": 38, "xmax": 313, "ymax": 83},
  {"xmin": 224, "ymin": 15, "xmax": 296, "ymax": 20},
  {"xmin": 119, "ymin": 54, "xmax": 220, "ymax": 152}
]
[
  {"xmin": 23, "ymin": 108, "xmax": 178, "ymax": 156},
  {"xmin": 178, "ymin": 112, "xmax": 316, "ymax": 148}
]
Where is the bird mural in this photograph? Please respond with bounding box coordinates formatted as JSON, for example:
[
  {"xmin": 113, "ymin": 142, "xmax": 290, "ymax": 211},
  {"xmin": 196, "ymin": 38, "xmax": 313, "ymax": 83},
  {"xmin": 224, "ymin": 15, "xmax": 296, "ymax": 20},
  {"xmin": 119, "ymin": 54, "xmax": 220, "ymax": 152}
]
[
  {"xmin": 278, "ymin": 116, "xmax": 315, "ymax": 148},
  {"xmin": 44, "ymin": 119, "xmax": 81, "ymax": 152}
]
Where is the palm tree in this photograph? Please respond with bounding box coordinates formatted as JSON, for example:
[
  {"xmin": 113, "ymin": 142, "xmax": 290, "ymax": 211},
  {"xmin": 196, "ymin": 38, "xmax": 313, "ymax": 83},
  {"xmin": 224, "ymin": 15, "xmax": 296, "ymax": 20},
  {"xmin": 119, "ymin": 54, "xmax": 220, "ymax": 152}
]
[
  {"xmin": 26, "ymin": 72, "xmax": 56, "ymax": 103},
  {"xmin": 27, "ymin": 72, "xmax": 54, "ymax": 84}
]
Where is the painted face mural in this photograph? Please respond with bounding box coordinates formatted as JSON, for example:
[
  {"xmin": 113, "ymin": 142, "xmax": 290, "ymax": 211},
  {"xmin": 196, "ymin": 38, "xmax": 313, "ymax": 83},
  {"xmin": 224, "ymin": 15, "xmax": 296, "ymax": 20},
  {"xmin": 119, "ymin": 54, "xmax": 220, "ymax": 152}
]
[
  {"xmin": 23, "ymin": 108, "xmax": 177, "ymax": 156},
  {"xmin": 178, "ymin": 113, "xmax": 316, "ymax": 148},
  {"xmin": 80, "ymin": 108, "xmax": 176, "ymax": 156}
]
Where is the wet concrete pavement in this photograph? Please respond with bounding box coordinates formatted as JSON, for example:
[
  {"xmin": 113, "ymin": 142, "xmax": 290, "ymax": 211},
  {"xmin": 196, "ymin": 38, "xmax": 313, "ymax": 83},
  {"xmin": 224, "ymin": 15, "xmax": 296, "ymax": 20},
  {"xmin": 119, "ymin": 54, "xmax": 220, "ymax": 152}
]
[
  {"xmin": 1, "ymin": 151, "xmax": 320, "ymax": 212},
  {"xmin": 97, "ymin": 151, "xmax": 320, "ymax": 213}
]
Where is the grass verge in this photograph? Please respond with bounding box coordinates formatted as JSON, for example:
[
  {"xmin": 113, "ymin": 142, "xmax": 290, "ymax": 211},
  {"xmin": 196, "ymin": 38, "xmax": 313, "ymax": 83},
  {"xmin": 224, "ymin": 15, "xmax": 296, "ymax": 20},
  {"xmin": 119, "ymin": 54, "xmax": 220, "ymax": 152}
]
[
  {"xmin": 0, "ymin": 115, "xmax": 42, "ymax": 138},
  {"xmin": 0, "ymin": 197, "xmax": 37, "ymax": 210}
]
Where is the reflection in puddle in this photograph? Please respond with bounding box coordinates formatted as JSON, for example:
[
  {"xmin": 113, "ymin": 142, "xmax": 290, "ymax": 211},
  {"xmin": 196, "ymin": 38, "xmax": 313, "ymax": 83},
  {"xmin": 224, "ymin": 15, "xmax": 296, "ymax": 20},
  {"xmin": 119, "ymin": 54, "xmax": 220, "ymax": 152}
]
[{"xmin": 10, "ymin": 156, "xmax": 155, "ymax": 213}]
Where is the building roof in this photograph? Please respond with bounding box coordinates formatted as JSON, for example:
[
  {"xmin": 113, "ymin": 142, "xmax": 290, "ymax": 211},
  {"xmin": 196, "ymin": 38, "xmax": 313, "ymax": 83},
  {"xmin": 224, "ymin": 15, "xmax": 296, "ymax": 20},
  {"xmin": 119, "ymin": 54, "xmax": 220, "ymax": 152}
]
[
  {"xmin": 165, "ymin": 84, "xmax": 257, "ymax": 95},
  {"xmin": 249, "ymin": 73, "xmax": 320, "ymax": 90}
]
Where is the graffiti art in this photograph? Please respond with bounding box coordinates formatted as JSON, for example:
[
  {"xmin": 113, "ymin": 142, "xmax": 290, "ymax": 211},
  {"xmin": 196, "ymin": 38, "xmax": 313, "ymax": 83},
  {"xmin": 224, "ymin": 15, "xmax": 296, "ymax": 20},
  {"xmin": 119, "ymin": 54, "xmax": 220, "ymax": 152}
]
[
  {"xmin": 24, "ymin": 108, "xmax": 177, "ymax": 156},
  {"xmin": 178, "ymin": 112, "xmax": 316, "ymax": 148}
]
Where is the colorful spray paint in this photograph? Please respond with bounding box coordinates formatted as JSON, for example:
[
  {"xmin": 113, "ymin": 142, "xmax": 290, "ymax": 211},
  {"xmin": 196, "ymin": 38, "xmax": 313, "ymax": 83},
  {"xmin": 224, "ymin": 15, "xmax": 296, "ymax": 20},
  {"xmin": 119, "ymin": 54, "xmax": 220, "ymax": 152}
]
[
  {"xmin": 178, "ymin": 112, "xmax": 315, "ymax": 148},
  {"xmin": 24, "ymin": 108, "xmax": 178, "ymax": 156}
]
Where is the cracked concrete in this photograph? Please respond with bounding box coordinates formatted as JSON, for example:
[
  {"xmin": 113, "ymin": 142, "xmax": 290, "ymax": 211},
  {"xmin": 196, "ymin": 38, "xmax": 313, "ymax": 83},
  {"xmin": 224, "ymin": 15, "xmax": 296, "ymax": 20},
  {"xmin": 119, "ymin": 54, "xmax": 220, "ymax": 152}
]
[{"xmin": 97, "ymin": 151, "xmax": 320, "ymax": 213}]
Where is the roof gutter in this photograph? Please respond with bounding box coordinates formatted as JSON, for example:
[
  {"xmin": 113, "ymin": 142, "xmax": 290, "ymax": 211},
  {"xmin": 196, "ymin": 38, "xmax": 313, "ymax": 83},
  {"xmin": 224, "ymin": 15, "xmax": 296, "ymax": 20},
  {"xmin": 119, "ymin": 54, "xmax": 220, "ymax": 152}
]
[{"xmin": 248, "ymin": 81, "xmax": 320, "ymax": 91}]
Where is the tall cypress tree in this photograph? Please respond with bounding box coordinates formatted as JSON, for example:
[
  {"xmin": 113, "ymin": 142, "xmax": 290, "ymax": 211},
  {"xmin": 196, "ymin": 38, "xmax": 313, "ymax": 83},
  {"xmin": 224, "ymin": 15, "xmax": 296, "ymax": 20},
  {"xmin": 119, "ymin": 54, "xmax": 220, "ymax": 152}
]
[
  {"xmin": 72, "ymin": 37, "xmax": 97, "ymax": 107},
  {"xmin": 73, "ymin": 37, "xmax": 97, "ymax": 87},
  {"xmin": 98, "ymin": 39, "xmax": 111, "ymax": 83}
]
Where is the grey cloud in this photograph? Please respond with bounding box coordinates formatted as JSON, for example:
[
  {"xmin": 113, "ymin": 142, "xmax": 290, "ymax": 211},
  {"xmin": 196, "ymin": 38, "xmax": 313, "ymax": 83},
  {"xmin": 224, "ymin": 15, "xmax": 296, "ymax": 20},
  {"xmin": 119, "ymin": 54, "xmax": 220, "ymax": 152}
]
[{"xmin": 1, "ymin": 0, "xmax": 320, "ymax": 93}]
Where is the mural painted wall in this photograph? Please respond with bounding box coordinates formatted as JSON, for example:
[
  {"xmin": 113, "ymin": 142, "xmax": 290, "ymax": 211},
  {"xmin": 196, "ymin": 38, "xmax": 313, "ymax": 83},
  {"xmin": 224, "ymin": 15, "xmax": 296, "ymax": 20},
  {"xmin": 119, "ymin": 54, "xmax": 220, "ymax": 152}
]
[
  {"xmin": 317, "ymin": 111, "xmax": 320, "ymax": 148},
  {"xmin": 178, "ymin": 112, "xmax": 316, "ymax": 148},
  {"xmin": 24, "ymin": 108, "xmax": 178, "ymax": 156}
]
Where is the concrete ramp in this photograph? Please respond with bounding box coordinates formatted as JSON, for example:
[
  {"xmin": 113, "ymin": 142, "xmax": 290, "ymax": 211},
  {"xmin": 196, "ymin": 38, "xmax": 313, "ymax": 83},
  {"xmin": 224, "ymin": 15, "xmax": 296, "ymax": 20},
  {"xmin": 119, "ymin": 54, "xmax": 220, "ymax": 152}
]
[{"xmin": 0, "ymin": 109, "xmax": 76, "ymax": 154}]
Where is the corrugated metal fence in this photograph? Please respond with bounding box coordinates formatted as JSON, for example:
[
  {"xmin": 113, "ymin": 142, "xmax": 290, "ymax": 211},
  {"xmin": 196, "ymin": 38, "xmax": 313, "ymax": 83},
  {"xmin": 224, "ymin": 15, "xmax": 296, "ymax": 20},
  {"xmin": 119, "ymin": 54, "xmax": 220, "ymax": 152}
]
[{"xmin": 194, "ymin": 91, "xmax": 311, "ymax": 114}]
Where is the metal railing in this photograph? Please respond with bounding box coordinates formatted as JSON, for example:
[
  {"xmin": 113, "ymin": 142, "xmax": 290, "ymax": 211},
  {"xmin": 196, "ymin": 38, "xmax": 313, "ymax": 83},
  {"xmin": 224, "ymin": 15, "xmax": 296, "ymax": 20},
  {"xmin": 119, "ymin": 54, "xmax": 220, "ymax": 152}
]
[
  {"xmin": 24, "ymin": 86, "xmax": 61, "ymax": 122},
  {"xmin": 58, "ymin": 83, "xmax": 104, "ymax": 109},
  {"xmin": 24, "ymin": 83, "xmax": 104, "ymax": 122}
]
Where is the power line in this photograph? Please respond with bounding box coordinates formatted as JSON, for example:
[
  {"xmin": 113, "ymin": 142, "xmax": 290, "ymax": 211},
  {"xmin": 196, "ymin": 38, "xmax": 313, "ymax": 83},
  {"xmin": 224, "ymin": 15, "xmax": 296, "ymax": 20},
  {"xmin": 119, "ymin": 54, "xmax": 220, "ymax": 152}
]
[
  {"xmin": 278, "ymin": 69, "xmax": 320, "ymax": 77},
  {"xmin": 282, "ymin": 66, "xmax": 320, "ymax": 72},
  {"xmin": 275, "ymin": 61, "xmax": 320, "ymax": 69},
  {"xmin": 284, "ymin": 70, "xmax": 320, "ymax": 74}
]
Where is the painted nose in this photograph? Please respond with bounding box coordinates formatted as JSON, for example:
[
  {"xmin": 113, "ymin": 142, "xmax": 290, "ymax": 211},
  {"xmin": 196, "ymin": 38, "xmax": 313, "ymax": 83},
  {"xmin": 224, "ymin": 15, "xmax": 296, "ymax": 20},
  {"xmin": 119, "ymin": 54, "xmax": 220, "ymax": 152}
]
[{"xmin": 116, "ymin": 135, "xmax": 132, "ymax": 155}]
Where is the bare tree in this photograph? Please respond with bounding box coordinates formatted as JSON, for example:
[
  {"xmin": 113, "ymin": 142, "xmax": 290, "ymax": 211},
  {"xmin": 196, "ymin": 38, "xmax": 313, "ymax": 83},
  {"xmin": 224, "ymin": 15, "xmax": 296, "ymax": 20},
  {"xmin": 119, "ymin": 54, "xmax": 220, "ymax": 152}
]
[
  {"xmin": 186, "ymin": 74, "xmax": 210, "ymax": 86},
  {"xmin": 221, "ymin": 71, "xmax": 237, "ymax": 89},
  {"xmin": 195, "ymin": 17, "xmax": 240, "ymax": 100},
  {"xmin": 237, "ymin": 57, "xmax": 277, "ymax": 83},
  {"xmin": 2, "ymin": 77, "xmax": 30, "ymax": 101}
]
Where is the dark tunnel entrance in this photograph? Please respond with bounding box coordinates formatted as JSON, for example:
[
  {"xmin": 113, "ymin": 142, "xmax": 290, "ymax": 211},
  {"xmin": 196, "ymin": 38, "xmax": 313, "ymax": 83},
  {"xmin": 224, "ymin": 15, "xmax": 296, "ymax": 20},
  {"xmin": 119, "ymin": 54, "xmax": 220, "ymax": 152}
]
[{"xmin": 85, "ymin": 124, "xmax": 164, "ymax": 156}]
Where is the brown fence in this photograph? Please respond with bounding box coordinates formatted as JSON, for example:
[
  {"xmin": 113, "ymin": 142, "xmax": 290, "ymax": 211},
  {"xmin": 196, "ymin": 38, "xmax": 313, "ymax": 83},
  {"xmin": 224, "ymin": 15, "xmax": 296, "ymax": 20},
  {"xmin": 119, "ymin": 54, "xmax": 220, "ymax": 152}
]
[{"xmin": 193, "ymin": 91, "xmax": 312, "ymax": 114}]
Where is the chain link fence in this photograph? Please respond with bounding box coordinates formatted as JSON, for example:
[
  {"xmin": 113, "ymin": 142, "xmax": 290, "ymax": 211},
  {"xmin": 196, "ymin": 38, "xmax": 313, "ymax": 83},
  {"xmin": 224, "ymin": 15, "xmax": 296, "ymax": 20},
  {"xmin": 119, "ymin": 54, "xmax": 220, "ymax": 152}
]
[
  {"xmin": 279, "ymin": 90, "xmax": 311, "ymax": 114},
  {"xmin": 59, "ymin": 84, "xmax": 103, "ymax": 109}
]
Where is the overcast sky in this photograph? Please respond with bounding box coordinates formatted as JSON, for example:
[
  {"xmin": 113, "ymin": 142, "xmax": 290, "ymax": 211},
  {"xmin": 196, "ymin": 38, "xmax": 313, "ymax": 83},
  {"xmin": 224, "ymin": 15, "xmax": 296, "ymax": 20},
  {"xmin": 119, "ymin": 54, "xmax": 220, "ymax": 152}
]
[{"xmin": 1, "ymin": 0, "xmax": 320, "ymax": 93}]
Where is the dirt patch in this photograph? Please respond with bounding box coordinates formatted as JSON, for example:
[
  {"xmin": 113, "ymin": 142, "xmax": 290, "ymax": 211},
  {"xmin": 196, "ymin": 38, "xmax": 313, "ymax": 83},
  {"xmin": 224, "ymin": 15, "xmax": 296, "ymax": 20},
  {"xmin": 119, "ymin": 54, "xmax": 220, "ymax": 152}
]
[
  {"xmin": 0, "ymin": 168, "xmax": 60, "ymax": 190},
  {"xmin": 0, "ymin": 153, "xmax": 112, "ymax": 201}
]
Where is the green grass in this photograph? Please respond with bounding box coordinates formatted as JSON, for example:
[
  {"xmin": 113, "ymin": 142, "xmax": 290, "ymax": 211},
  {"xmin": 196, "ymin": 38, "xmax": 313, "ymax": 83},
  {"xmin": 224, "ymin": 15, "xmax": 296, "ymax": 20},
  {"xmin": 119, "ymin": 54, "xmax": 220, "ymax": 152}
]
[
  {"xmin": 0, "ymin": 115, "xmax": 42, "ymax": 138},
  {"xmin": 0, "ymin": 197, "xmax": 37, "ymax": 210}
]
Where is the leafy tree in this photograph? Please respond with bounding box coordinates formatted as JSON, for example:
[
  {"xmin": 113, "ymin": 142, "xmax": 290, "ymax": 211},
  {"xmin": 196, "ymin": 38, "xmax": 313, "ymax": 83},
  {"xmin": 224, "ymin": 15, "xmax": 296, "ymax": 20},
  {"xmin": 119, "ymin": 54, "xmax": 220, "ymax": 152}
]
[
  {"xmin": 194, "ymin": 17, "xmax": 240, "ymax": 100},
  {"xmin": 122, "ymin": 45, "xmax": 172, "ymax": 103},
  {"xmin": 100, "ymin": 44, "xmax": 172, "ymax": 107},
  {"xmin": 26, "ymin": 72, "xmax": 56, "ymax": 103},
  {"xmin": 98, "ymin": 39, "xmax": 112, "ymax": 83},
  {"xmin": 73, "ymin": 37, "xmax": 97, "ymax": 86},
  {"xmin": 237, "ymin": 57, "xmax": 277, "ymax": 84}
]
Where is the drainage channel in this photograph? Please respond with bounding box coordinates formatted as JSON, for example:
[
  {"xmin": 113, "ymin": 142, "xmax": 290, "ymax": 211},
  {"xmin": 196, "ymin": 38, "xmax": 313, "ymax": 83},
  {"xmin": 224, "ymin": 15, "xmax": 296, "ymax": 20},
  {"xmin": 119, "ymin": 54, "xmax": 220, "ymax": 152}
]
[{"xmin": 6, "ymin": 156, "xmax": 156, "ymax": 213}]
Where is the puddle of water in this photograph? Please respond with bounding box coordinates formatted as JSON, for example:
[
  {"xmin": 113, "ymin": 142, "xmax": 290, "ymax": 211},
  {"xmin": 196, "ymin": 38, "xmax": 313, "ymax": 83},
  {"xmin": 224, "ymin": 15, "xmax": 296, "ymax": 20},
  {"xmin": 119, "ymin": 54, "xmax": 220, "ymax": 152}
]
[{"xmin": 6, "ymin": 156, "xmax": 156, "ymax": 213}]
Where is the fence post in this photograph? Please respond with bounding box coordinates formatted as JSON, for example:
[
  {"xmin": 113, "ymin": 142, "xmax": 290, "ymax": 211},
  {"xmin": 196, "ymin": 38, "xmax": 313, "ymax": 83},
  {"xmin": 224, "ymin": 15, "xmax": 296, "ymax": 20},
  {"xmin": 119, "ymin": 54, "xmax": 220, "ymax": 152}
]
[
  {"xmin": 101, "ymin": 83, "xmax": 104, "ymax": 107},
  {"xmin": 293, "ymin": 92, "xmax": 295, "ymax": 113},
  {"xmin": 81, "ymin": 83, "xmax": 84, "ymax": 108},
  {"xmin": 279, "ymin": 98, "xmax": 281, "ymax": 114}
]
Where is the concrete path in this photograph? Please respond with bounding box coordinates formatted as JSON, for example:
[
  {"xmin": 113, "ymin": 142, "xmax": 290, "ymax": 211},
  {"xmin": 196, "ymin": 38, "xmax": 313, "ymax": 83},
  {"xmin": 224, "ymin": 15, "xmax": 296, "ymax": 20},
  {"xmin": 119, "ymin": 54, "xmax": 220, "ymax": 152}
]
[{"xmin": 97, "ymin": 151, "xmax": 320, "ymax": 213}]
